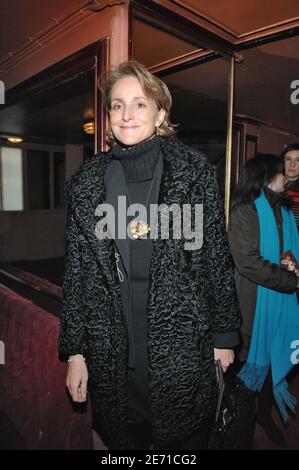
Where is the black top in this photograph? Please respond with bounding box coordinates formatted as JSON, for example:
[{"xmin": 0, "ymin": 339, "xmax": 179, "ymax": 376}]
[
  {"xmin": 111, "ymin": 135, "xmax": 161, "ymax": 183},
  {"xmin": 112, "ymin": 135, "xmax": 162, "ymax": 423}
]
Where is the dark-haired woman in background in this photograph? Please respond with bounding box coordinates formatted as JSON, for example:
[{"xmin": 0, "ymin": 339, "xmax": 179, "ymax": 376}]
[{"xmin": 228, "ymin": 154, "xmax": 299, "ymax": 447}]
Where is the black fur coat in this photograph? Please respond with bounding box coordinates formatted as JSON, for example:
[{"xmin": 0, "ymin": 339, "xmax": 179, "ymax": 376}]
[{"xmin": 59, "ymin": 137, "xmax": 241, "ymax": 449}]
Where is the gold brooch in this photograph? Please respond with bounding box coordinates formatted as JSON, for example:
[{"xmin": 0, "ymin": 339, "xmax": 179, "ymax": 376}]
[{"xmin": 130, "ymin": 220, "xmax": 151, "ymax": 239}]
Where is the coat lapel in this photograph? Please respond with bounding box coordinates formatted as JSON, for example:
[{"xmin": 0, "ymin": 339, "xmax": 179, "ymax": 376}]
[{"xmin": 104, "ymin": 159, "xmax": 131, "ymax": 279}]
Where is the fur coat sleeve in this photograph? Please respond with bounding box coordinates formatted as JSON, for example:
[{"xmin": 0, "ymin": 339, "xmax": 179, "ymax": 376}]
[{"xmin": 59, "ymin": 184, "xmax": 88, "ymax": 360}]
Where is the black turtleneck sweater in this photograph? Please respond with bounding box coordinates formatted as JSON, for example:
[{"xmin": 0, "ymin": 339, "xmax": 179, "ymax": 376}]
[{"xmin": 111, "ymin": 136, "xmax": 162, "ymax": 423}]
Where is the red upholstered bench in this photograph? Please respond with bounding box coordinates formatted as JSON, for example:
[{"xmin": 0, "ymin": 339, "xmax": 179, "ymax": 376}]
[{"xmin": 0, "ymin": 284, "xmax": 93, "ymax": 449}]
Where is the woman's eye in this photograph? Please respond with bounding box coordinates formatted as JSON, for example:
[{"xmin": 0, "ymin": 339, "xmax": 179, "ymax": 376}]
[
  {"xmin": 112, "ymin": 104, "xmax": 121, "ymax": 110},
  {"xmin": 137, "ymin": 102, "xmax": 146, "ymax": 108}
]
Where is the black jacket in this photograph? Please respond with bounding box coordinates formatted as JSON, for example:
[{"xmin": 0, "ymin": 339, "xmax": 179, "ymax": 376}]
[
  {"xmin": 227, "ymin": 189, "xmax": 298, "ymax": 361},
  {"xmin": 59, "ymin": 137, "xmax": 241, "ymax": 449}
]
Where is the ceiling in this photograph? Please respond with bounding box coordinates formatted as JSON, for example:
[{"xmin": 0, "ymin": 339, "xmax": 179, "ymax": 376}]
[
  {"xmin": 149, "ymin": 0, "xmax": 299, "ymax": 42},
  {"xmin": 1, "ymin": 0, "xmax": 298, "ymax": 70},
  {"xmin": 0, "ymin": 0, "xmax": 92, "ymax": 67},
  {"xmin": 0, "ymin": 1, "xmax": 298, "ymax": 145}
]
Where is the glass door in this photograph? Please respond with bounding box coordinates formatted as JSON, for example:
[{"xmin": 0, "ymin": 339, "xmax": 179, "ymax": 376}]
[{"xmin": 131, "ymin": 4, "xmax": 234, "ymax": 216}]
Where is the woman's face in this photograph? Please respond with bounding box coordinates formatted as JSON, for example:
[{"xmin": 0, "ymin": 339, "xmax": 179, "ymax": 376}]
[
  {"xmin": 109, "ymin": 75, "xmax": 165, "ymax": 146},
  {"xmin": 284, "ymin": 150, "xmax": 299, "ymax": 181},
  {"xmin": 267, "ymin": 172, "xmax": 285, "ymax": 193}
]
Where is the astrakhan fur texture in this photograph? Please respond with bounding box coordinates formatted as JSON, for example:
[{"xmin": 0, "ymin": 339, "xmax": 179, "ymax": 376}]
[{"xmin": 59, "ymin": 137, "xmax": 241, "ymax": 449}]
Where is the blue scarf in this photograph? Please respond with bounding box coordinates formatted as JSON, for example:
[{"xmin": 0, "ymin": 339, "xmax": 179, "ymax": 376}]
[{"xmin": 238, "ymin": 190, "xmax": 299, "ymax": 422}]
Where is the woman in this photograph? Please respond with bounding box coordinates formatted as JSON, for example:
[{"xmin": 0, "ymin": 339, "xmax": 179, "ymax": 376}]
[
  {"xmin": 228, "ymin": 154, "xmax": 299, "ymax": 447},
  {"xmin": 281, "ymin": 143, "xmax": 299, "ymax": 229},
  {"xmin": 59, "ymin": 61, "xmax": 240, "ymax": 450}
]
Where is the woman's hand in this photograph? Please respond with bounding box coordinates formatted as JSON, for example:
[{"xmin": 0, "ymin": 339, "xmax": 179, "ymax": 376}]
[
  {"xmin": 66, "ymin": 354, "xmax": 88, "ymax": 402},
  {"xmin": 214, "ymin": 348, "xmax": 234, "ymax": 373}
]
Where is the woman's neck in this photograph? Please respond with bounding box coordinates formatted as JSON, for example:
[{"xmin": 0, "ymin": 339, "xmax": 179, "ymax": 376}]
[{"xmin": 111, "ymin": 134, "xmax": 161, "ymax": 182}]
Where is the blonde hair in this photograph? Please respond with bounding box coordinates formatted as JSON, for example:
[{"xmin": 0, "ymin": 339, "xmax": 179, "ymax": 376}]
[{"xmin": 98, "ymin": 60, "xmax": 176, "ymax": 144}]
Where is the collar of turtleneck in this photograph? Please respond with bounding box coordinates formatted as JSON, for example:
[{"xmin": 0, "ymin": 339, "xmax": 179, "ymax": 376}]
[{"xmin": 111, "ymin": 135, "xmax": 161, "ymax": 183}]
